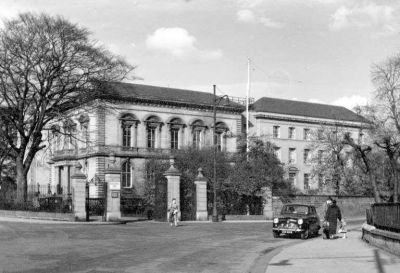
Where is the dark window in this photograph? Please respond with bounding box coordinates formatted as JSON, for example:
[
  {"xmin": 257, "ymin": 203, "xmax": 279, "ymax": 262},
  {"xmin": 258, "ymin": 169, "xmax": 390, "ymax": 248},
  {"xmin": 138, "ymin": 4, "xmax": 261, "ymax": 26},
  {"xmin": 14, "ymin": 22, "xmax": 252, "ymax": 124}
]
[
  {"xmin": 122, "ymin": 125, "xmax": 131, "ymax": 147},
  {"xmin": 304, "ymin": 174, "xmax": 310, "ymax": 190},
  {"xmin": 215, "ymin": 132, "xmax": 223, "ymax": 151},
  {"xmin": 121, "ymin": 161, "xmax": 131, "ymax": 188},
  {"xmin": 318, "ymin": 174, "xmax": 324, "ymax": 189},
  {"xmin": 147, "ymin": 127, "xmax": 156, "ymax": 148},
  {"xmin": 289, "ymin": 172, "xmax": 296, "ymax": 185},
  {"xmin": 273, "ymin": 126, "xmax": 280, "ymax": 138},
  {"xmin": 303, "ymin": 149, "xmax": 310, "ymax": 164},
  {"xmin": 171, "ymin": 128, "xmax": 179, "ymax": 150},
  {"xmin": 193, "ymin": 130, "xmax": 201, "ymax": 149},
  {"xmin": 289, "ymin": 127, "xmax": 296, "ymax": 139},
  {"xmin": 303, "ymin": 128, "xmax": 310, "ymax": 140}
]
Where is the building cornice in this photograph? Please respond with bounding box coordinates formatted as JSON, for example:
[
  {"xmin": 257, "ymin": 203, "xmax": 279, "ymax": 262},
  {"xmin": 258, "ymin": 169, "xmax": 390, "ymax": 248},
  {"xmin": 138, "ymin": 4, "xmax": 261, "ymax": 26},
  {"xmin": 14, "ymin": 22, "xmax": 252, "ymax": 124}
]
[{"xmin": 254, "ymin": 113, "xmax": 369, "ymax": 129}]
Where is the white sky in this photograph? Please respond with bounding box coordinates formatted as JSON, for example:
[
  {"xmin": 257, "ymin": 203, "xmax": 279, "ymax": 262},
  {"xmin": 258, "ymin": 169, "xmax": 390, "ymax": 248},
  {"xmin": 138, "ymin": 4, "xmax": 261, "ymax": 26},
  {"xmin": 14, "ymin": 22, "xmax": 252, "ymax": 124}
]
[{"xmin": 1, "ymin": 0, "xmax": 399, "ymax": 110}]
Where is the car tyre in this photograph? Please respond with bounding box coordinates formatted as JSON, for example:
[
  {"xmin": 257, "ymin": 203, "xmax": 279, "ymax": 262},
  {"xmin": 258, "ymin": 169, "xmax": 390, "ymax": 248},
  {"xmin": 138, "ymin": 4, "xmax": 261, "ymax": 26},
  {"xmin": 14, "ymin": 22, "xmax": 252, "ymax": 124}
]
[{"xmin": 300, "ymin": 229, "xmax": 309, "ymax": 240}]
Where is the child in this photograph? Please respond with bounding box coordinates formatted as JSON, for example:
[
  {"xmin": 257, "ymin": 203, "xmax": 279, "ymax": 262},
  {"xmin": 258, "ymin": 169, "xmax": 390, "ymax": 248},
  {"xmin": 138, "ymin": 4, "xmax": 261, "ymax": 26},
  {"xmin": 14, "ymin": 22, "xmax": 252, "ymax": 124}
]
[
  {"xmin": 338, "ymin": 219, "xmax": 347, "ymax": 239},
  {"xmin": 169, "ymin": 198, "xmax": 179, "ymax": 227}
]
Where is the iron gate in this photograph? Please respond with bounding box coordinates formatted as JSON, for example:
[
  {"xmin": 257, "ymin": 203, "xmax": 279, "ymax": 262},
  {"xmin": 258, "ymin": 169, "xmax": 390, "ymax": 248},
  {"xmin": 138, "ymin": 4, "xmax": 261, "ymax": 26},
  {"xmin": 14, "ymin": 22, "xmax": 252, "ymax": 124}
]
[{"xmin": 85, "ymin": 182, "xmax": 106, "ymax": 221}]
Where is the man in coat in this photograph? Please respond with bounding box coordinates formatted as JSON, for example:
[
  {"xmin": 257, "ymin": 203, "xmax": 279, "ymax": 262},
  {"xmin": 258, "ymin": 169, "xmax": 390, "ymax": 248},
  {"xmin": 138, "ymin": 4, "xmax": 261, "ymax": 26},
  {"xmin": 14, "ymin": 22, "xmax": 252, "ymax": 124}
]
[{"xmin": 324, "ymin": 199, "xmax": 342, "ymax": 239}]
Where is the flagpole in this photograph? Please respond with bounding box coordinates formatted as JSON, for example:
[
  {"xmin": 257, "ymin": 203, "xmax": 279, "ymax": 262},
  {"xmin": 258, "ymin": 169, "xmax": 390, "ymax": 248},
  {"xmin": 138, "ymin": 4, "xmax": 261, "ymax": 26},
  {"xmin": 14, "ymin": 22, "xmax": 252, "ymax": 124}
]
[{"xmin": 246, "ymin": 58, "xmax": 251, "ymax": 154}]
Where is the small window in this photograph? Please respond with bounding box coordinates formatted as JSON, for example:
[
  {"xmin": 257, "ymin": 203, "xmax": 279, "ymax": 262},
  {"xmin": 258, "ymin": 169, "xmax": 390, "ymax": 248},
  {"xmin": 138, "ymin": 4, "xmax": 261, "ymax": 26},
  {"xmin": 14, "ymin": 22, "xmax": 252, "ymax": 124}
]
[
  {"xmin": 289, "ymin": 148, "xmax": 296, "ymax": 164},
  {"xmin": 289, "ymin": 172, "xmax": 296, "ymax": 185},
  {"xmin": 317, "ymin": 129, "xmax": 324, "ymax": 140},
  {"xmin": 274, "ymin": 147, "xmax": 281, "ymax": 161},
  {"xmin": 304, "ymin": 174, "xmax": 310, "ymax": 190},
  {"xmin": 122, "ymin": 125, "xmax": 131, "ymax": 147},
  {"xmin": 289, "ymin": 127, "xmax": 296, "ymax": 139},
  {"xmin": 318, "ymin": 174, "xmax": 324, "ymax": 190},
  {"xmin": 303, "ymin": 128, "xmax": 310, "ymax": 140},
  {"xmin": 303, "ymin": 149, "xmax": 310, "ymax": 164},
  {"xmin": 273, "ymin": 126, "xmax": 280, "ymax": 138},
  {"xmin": 215, "ymin": 132, "xmax": 223, "ymax": 151}
]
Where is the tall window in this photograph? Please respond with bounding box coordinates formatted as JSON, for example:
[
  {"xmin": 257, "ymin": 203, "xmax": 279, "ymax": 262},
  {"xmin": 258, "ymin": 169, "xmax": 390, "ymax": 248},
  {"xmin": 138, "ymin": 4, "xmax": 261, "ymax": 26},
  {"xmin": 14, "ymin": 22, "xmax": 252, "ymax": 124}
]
[
  {"xmin": 317, "ymin": 129, "xmax": 323, "ymax": 140},
  {"xmin": 289, "ymin": 148, "xmax": 296, "ymax": 164},
  {"xmin": 215, "ymin": 132, "xmax": 223, "ymax": 151},
  {"xmin": 304, "ymin": 174, "xmax": 310, "ymax": 190},
  {"xmin": 147, "ymin": 126, "xmax": 156, "ymax": 149},
  {"xmin": 120, "ymin": 114, "xmax": 137, "ymax": 148},
  {"xmin": 318, "ymin": 174, "xmax": 324, "ymax": 190},
  {"xmin": 318, "ymin": 150, "xmax": 323, "ymax": 164},
  {"xmin": 274, "ymin": 147, "xmax": 281, "ymax": 161},
  {"xmin": 193, "ymin": 130, "xmax": 201, "ymax": 149},
  {"xmin": 122, "ymin": 125, "xmax": 131, "ymax": 147},
  {"xmin": 121, "ymin": 161, "xmax": 132, "ymax": 188},
  {"xmin": 303, "ymin": 149, "xmax": 310, "ymax": 164},
  {"xmin": 303, "ymin": 128, "xmax": 310, "ymax": 140},
  {"xmin": 171, "ymin": 128, "xmax": 179, "ymax": 150},
  {"xmin": 288, "ymin": 127, "xmax": 296, "ymax": 139},
  {"xmin": 289, "ymin": 172, "xmax": 296, "ymax": 185},
  {"xmin": 273, "ymin": 126, "xmax": 280, "ymax": 138}
]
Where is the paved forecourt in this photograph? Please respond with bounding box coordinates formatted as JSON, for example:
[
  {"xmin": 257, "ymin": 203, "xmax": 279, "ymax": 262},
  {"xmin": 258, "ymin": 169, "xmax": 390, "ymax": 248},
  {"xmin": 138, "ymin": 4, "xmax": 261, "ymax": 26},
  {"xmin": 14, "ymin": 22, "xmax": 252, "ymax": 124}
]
[
  {"xmin": 0, "ymin": 219, "xmax": 295, "ymax": 273},
  {"xmin": 266, "ymin": 227, "xmax": 400, "ymax": 273}
]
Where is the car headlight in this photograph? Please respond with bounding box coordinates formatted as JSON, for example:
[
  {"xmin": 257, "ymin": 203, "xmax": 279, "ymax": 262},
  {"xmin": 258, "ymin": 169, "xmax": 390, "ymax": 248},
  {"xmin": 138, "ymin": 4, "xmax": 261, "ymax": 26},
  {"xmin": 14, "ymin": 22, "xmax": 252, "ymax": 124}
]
[
  {"xmin": 297, "ymin": 219, "xmax": 303, "ymax": 225},
  {"xmin": 273, "ymin": 218, "xmax": 279, "ymax": 224}
]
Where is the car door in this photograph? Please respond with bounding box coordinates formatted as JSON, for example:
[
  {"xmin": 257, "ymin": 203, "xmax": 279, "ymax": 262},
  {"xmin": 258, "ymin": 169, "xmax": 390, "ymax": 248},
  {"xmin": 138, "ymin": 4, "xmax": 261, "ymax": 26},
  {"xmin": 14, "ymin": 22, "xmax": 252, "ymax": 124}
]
[{"xmin": 308, "ymin": 207, "xmax": 318, "ymax": 232}]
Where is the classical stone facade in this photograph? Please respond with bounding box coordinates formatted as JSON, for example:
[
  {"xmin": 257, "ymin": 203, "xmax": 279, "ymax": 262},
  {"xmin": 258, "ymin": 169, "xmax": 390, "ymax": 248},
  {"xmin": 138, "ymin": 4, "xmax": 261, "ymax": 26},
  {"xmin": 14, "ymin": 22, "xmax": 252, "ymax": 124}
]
[{"xmin": 28, "ymin": 82, "xmax": 367, "ymax": 201}]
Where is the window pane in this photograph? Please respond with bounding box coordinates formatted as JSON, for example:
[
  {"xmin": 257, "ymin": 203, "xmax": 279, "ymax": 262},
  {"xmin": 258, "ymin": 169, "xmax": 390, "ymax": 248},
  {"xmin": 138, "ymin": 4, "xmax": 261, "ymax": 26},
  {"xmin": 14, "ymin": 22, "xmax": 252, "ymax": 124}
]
[
  {"xmin": 304, "ymin": 174, "xmax": 309, "ymax": 190},
  {"xmin": 171, "ymin": 128, "xmax": 179, "ymax": 150},
  {"xmin": 193, "ymin": 130, "xmax": 201, "ymax": 149},
  {"xmin": 147, "ymin": 127, "xmax": 155, "ymax": 148},
  {"xmin": 122, "ymin": 126, "xmax": 131, "ymax": 147},
  {"xmin": 121, "ymin": 161, "xmax": 131, "ymax": 188}
]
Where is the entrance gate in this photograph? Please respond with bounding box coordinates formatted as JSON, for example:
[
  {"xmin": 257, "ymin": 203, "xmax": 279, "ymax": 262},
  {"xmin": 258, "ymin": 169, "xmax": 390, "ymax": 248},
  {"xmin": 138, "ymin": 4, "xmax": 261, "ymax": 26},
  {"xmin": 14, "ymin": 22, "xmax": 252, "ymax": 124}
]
[
  {"xmin": 153, "ymin": 178, "xmax": 167, "ymax": 221},
  {"xmin": 85, "ymin": 181, "xmax": 106, "ymax": 221}
]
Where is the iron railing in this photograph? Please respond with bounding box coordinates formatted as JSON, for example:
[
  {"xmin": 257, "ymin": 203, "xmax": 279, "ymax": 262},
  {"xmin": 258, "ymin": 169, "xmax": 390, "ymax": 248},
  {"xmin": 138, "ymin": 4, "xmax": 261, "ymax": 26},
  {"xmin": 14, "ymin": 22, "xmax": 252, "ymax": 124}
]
[{"xmin": 370, "ymin": 203, "xmax": 400, "ymax": 233}]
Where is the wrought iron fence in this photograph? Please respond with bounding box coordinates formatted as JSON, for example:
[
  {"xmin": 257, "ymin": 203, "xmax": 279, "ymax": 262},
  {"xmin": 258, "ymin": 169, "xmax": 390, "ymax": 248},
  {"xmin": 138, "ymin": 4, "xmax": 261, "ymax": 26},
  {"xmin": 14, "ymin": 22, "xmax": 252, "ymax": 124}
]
[
  {"xmin": 0, "ymin": 184, "xmax": 72, "ymax": 213},
  {"xmin": 370, "ymin": 203, "xmax": 400, "ymax": 233}
]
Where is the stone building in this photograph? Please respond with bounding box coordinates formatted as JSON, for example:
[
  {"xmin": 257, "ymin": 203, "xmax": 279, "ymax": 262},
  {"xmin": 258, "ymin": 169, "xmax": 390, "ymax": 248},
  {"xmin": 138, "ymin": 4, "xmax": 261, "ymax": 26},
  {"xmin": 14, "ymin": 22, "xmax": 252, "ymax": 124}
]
[
  {"xmin": 28, "ymin": 82, "xmax": 367, "ymax": 199},
  {"xmin": 42, "ymin": 82, "xmax": 243, "ymax": 202},
  {"xmin": 249, "ymin": 97, "xmax": 367, "ymax": 192}
]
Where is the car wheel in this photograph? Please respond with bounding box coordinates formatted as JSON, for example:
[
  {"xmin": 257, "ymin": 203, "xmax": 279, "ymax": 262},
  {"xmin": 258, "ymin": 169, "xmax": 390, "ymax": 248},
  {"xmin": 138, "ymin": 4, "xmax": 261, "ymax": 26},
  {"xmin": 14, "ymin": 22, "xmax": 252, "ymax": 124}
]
[
  {"xmin": 301, "ymin": 229, "xmax": 309, "ymax": 240},
  {"xmin": 273, "ymin": 232, "xmax": 280, "ymax": 238}
]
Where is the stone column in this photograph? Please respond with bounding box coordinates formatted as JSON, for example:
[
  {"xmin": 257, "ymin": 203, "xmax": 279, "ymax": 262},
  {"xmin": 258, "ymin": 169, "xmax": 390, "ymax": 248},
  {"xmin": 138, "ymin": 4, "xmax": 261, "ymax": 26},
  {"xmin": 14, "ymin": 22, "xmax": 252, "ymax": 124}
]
[
  {"xmin": 194, "ymin": 168, "xmax": 208, "ymax": 221},
  {"xmin": 262, "ymin": 187, "xmax": 273, "ymax": 219},
  {"xmin": 104, "ymin": 163, "xmax": 121, "ymax": 221},
  {"xmin": 164, "ymin": 156, "xmax": 181, "ymax": 220},
  {"xmin": 71, "ymin": 163, "xmax": 87, "ymax": 221}
]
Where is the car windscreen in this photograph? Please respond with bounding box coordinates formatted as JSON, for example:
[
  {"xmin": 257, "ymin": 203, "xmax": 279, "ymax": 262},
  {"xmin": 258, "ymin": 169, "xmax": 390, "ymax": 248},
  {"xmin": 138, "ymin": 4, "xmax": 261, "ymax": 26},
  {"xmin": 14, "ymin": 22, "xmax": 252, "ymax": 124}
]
[{"xmin": 282, "ymin": 205, "xmax": 309, "ymax": 215}]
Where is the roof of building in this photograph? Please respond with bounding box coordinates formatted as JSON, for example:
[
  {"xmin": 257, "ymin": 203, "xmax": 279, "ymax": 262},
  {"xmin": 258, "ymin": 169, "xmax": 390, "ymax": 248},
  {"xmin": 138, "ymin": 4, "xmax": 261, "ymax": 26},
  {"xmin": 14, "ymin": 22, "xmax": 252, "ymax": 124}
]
[
  {"xmin": 252, "ymin": 97, "xmax": 367, "ymax": 123},
  {"xmin": 96, "ymin": 82, "xmax": 244, "ymax": 112}
]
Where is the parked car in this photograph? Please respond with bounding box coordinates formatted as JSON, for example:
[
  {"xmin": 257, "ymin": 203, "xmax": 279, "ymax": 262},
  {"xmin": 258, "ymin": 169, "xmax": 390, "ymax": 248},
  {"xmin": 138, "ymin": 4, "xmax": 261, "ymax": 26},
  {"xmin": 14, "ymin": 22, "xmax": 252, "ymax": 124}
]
[{"xmin": 272, "ymin": 204, "xmax": 320, "ymax": 239}]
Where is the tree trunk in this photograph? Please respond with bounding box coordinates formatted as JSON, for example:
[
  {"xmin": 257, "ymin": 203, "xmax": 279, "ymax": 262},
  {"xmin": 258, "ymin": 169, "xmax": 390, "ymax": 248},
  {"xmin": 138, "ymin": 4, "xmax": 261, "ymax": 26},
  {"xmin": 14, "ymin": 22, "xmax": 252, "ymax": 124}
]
[
  {"xmin": 15, "ymin": 157, "xmax": 27, "ymax": 203},
  {"xmin": 389, "ymin": 159, "xmax": 399, "ymax": 203},
  {"xmin": 369, "ymin": 172, "xmax": 381, "ymax": 203}
]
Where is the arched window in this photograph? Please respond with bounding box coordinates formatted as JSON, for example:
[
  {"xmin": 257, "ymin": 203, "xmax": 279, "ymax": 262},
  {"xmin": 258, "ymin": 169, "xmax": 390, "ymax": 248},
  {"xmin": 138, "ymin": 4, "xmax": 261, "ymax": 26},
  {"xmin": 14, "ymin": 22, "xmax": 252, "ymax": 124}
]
[
  {"xmin": 121, "ymin": 160, "xmax": 132, "ymax": 188},
  {"xmin": 169, "ymin": 118, "xmax": 185, "ymax": 150},
  {"xmin": 214, "ymin": 122, "xmax": 228, "ymax": 152},
  {"xmin": 145, "ymin": 116, "xmax": 162, "ymax": 149},
  {"xmin": 63, "ymin": 119, "xmax": 77, "ymax": 150},
  {"xmin": 120, "ymin": 113, "xmax": 138, "ymax": 148},
  {"xmin": 78, "ymin": 114, "xmax": 90, "ymax": 148},
  {"xmin": 191, "ymin": 120, "xmax": 206, "ymax": 149}
]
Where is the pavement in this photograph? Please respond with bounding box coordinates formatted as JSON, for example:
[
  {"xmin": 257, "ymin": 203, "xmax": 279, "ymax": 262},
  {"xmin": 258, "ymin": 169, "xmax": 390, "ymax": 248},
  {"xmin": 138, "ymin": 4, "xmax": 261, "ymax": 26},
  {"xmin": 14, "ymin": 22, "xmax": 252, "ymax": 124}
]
[{"xmin": 266, "ymin": 225, "xmax": 400, "ymax": 273}]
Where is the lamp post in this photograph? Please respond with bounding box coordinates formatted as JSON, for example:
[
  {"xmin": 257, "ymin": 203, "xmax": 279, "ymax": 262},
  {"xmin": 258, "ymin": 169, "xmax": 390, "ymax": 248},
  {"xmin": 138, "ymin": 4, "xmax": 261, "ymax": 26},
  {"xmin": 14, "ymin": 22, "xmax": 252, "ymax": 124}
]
[{"xmin": 212, "ymin": 84, "xmax": 229, "ymax": 222}]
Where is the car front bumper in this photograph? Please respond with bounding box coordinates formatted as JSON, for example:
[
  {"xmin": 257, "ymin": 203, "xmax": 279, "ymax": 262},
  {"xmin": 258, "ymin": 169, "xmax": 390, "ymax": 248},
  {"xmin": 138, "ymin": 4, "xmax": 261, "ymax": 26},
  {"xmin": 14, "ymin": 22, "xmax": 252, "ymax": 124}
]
[{"xmin": 273, "ymin": 227, "xmax": 305, "ymax": 234}]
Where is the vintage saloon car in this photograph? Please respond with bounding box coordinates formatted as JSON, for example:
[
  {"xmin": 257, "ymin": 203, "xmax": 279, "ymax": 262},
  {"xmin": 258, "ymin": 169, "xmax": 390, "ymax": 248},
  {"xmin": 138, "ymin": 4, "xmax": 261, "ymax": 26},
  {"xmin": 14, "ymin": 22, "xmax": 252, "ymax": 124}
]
[{"xmin": 272, "ymin": 204, "xmax": 320, "ymax": 239}]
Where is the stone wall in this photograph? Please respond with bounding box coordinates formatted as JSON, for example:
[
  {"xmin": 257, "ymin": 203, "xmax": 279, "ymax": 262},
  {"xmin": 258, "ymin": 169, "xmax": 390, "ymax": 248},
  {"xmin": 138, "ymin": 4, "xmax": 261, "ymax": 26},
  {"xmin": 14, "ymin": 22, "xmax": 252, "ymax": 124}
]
[{"xmin": 272, "ymin": 195, "xmax": 374, "ymax": 219}]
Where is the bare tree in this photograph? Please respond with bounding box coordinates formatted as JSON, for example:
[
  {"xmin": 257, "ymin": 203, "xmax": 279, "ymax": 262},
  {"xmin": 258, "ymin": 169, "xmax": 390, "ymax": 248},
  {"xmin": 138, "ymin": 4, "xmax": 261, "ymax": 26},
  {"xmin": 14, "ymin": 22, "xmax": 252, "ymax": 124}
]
[
  {"xmin": 0, "ymin": 13, "xmax": 134, "ymax": 203},
  {"xmin": 371, "ymin": 56, "xmax": 400, "ymax": 202}
]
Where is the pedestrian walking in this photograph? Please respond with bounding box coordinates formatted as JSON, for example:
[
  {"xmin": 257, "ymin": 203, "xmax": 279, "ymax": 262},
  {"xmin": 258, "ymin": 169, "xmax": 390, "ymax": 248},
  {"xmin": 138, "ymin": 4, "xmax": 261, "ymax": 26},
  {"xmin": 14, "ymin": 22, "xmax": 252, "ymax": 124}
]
[
  {"xmin": 323, "ymin": 199, "xmax": 342, "ymax": 239},
  {"xmin": 169, "ymin": 198, "xmax": 179, "ymax": 227}
]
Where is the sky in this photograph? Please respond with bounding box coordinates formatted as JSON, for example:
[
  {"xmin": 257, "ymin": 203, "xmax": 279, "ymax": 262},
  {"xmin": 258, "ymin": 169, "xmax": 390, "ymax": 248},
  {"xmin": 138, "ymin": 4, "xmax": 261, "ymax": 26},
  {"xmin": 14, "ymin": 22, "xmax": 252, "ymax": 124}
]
[{"xmin": 1, "ymin": 0, "xmax": 400, "ymax": 110}]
